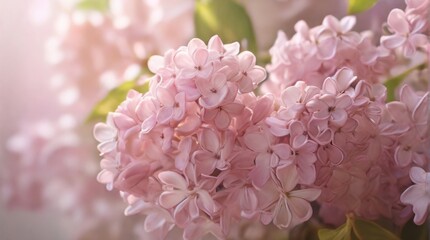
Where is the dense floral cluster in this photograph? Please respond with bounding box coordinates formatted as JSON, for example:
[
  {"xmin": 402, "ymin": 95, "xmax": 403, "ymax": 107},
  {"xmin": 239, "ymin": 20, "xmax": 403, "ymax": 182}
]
[
  {"xmin": 94, "ymin": 1, "xmax": 430, "ymax": 239},
  {"xmin": 263, "ymin": 0, "xmax": 430, "ymax": 226},
  {"xmin": 263, "ymin": 0, "xmax": 429, "ymax": 99}
]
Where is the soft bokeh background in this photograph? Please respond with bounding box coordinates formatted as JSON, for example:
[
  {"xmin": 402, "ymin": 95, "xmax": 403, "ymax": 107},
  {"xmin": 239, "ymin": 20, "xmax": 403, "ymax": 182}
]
[
  {"xmin": 0, "ymin": 1, "xmax": 71, "ymax": 239},
  {"xmin": 0, "ymin": 0, "xmax": 405, "ymax": 239}
]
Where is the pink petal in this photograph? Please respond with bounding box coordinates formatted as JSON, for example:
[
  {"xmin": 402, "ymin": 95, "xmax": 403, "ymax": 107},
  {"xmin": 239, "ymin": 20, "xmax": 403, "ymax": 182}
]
[
  {"xmin": 273, "ymin": 199, "xmax": 292, "ymax": 228},
  {"xmin": 240, "ymin": 187, "xmax": 258, "ymax": 211},
  {"xmin": 214, "ymin": 110, "xmax": 231, "ymax": 129},
  {"xmin": 97, "ymin": 141, "xmax": 116, "ymax": 154},
  {"xmin": 189, "ymin": 197, "xmax": 200, "ymax": 220},
  {"xmin": 223, "ymin": 102, "xmax": 245, "ymax": 114},
  {"xmin": 409, "ymin": 166, "xmax": 426, "ymax": 184},
  {"xmin": 97, "ymin": 169, "xmax": 114, "ymax": 185},
  {"xmin": 272, "ymin": 144, "xmax": 292, "ymax": 160},
  {"xmin": 340, "ymin": 16, "xmax": 356, "ymax": 32},
  {"xmin": 159, "ymin": 191, "xmax": 188, "ymax": 209},
  {"xmin": 335, "ymin": 95, "xmax": 352, "ymax": 109},
  {"xmin": 157, "ymin": 107, "xmax": 173, "ymax": 124},
  {"xmin": 323, "ymin": 15, "xmax": 341, "ymax": 32},
  {"xmin": 276, "ymin": 165, "xmax": 298, "ymax": 192},
  {"xmin": 331, "ymin": 109, "xmax": 348, "ymax": 126},
  {"xmin": 193, "ymin": 151, "xmax": 217, "ymax": 175},
  {"xmin": 387, "ymin": 9, "xmax": 410, "ymax": 34},
  {"xmin": 288, "ymin": 196, "xmax": 313, "ymax": 223},
  {"xmin": 148, "ymin": 55, "xmax": 165, "ymax": 73},
  {"xmin": 394, "ymin": 145, "xmax": 413, "ymax": 167},
  {"xmin": 239, "ymin": 51, "xmax": 256, "ymax": 71},
  {"xmin": 158, "ymin": 171, "xmax": 188, "ymax": 190},
  {"xmin": 93, "ymin": 123, "xmax": 116, "ymax": 142},
  {"xmin": 412, "ymin": 199, "xmax": 430, "ymax": 225},
  {"xmin": 248, "ymin": 66, "xmax": 267, "ymax": 84},
  {"xmin": 198, "ymin": 86, "xmax": 228, "ymax": 109},
  {"xmin": 381, "ymin": 35, "xmax": 407, "ymax": 49},
  {"xmin": 200, "ymin": 128, "xmax": 220, "ymax": 153},
  {"xmin": 410, "ymin": 34, "xmax": 428, "ymax": 47},
  {"xmin": 289, "ymin": 189, "xmax": 321, "ymax": 201},
  {"xmin": 193, "ymin": 48, "xmax": 209, "ymax": 66},
  {"xmin": 197, "ymin": 190, "xmax": 217, "ymax": 214},
  {"xmin": 144, "ymin": 212, "xmax": 167, "ymax": 232},
  {"xmin": 249, "ymin": 153, "xmax": 272, "ymax": 187},
  {"xmin": 174, "ymin": 51, "xmax": 194, "ymax": 69},
  {"xmin": 317, "ymin": 35, "xmax": 337, "ymax": 60},
  {"xmin": 244, "ymin": 132, "xmax": 269, "ymax": 153},
  {"xmin": 281, "ymin": 86, "xmax": 301, "ymax": 107}
]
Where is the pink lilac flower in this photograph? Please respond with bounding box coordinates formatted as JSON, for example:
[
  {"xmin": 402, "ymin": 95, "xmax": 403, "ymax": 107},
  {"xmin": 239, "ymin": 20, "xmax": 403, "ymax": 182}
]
[
  {"xmin": 400, "ymin": 167, "xmax": 430, "ymax": 225},
  {"xmin": 95, "ymin": 36, "xmax": 281, "ymax": 239},
  {"xmin": 381, "ymin": 8, "xmax": 428, "ymax": 57},
  {"xmin": 93, "ymin": 1, "xmax": 430, "ymax": 235}
]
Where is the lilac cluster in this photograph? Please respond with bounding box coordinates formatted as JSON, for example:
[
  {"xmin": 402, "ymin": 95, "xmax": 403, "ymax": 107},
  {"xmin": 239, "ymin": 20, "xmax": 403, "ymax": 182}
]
[{"xmin": 93, "ymin": 1, "xmax": 430, "ymax": 239}]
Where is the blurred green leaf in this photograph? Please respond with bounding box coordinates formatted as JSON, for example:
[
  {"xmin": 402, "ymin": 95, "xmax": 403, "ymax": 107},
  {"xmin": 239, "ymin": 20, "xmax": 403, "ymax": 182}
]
[
  {"xmin": 385, "ymin": 62, "xmax": 427, "ymax": 102},
  {"xmin": 319, "ymin": 215, "xmax": 400, "ymax": 240},
  {"xmin": 76, "ymin": 0, "xmax": 109, "ymax": 12},
  {"xmin": 86, "ymin": 81, "xmax": 149, "ymax": 122},
  {"xmin": 353, "ymin": 219, "xmax": 399, "ymax": 240},
  {"xmin": 401, "ymin": 219, "xmax": 428, "ymax": 240},
  {"xmin": 318, "ymin": 217, "xmax": 353, "ymax": 240},
  {"xmin": 348, "ymin": 0, "xmax": 379, "ymax": 14},
  {"xmin": 195, "ymin": 0, "xmax": 257, "ymax": 53}
]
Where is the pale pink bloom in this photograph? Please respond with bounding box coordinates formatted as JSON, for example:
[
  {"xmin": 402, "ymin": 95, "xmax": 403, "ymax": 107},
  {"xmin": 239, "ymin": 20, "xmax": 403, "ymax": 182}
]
[
  {"xmin": 93, "ymin": 113, "xmax": 117, "ymax": 155},
  {"xmin": 259, "ymin": 165, "xmax": 321, "ymax": 229},
  {"xmin": 322, "ymin": 67, "xmax": 357, "ymax": 96},
  {"xmin": 319, "ymin": 16, "xmax": 361, "ymax": 59},
  {"xmin": 244, "ymin": 125, "xmax": 287, "ymax": 187},
  {"xmin": 202, "ymin": 101, "xmax": 245, "ymax": 129},
  {"xmin": 193, "ymin": 128, "xmax": 235, "ymax": 175},
  {"xmin": 381, "ymin": 9, "xmax": 428, "ymax": 57},
  {"xmin": 405, "ymin": 0, "xmax": 429, "ymax": 15},
  {"xmin": 114, "ymin": 161, "xmax": 161, "ymax": 202},
  {"xmin": 158, "ymin": 170, "xmax": 218, "ymax": 227},
  {"xmin": 156, "ymin": 88, "xmax": 186, "ymax": 124},
  {"xmin": 400, "ymin": 167, "xmax": 430, "ymax": 225},
  {"xmin": 306, "ymin": 94, "xmax": 352, "ymax": 127},
  {"xmin": 394, "ymin": 131, "xmax": 428, "ymax": 167},
  {"xmin": 232, "ymin": 51, "xmax": 266, "ymax": 93},
  {"xmin": 196, "ymin": 72, "xmax": 229, "ymax": 109},
  {"xmin": 174, "ymin": 39, "xmax": 213, "ymax": 79}
]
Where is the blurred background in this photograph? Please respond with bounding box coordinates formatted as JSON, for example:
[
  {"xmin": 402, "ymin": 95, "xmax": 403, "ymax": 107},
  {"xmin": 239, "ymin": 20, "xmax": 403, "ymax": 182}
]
[{"xmin": 0, "ymin": 0, "xmax": 405, "ymax": 239}]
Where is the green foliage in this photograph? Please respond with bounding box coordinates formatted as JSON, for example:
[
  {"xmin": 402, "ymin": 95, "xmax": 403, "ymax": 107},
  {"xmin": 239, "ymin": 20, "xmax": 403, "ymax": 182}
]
[
  {"xmin": 347, "ymin": 0, "xmax": 379, "ymax": 14},
  {"xmin": 86, "ymin": 80, "xmax": 149, "ymax": 122},
  {"xmin": 384, "ymin": 62, "xmax": 427, "ymax": 102},
  {"xmin": 318, "ymin": 215, "xmax": 400, "ymax": 240},
  {"xmin": 75, "ymin": 0, "xmax": 110, "ymax": 12},
  {"xmin": 194, "ymin": 0, "xmax": 257, "ymax": 53},
  {"xmin": 318, "ymin": 217, "xmax": 353, "ymax": 240},
  {"xmin": 353, "ymin": 219, "xmax": 399, "ymax": 240},
  {"xmin": 401, "ymin": 219, "xmax": 429, "ymax": 240}
]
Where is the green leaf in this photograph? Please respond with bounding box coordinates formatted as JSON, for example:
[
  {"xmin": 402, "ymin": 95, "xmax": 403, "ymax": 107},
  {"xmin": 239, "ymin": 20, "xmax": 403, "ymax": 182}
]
[
  {"xmin": 86, "ymin": 81, "xmax": 149, "ymax": 122},
  {"xmin": 75, "ymin": 0, "xmax": 109, "ymax": 12},
  {"xmin": 384, "ymin": 62, "xmax": 427, "ymax": 102},
  {"xmin": 318, "ymin": 219, "xmax": 352, "ymax": 240},
  {"xmin": 348, "ymin": 0, "xmax": 379, "ymax": 14},
  {"xmin": 352, "ymin": 218, "xmax": 400, "ymax": 240},
  {"xmin": 194, "ymin": 0, "xmax": 257, "ymax": 53},
  {"xmin": 401, "ymin": 219, "xmax": 429, "ymax": 240}
]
